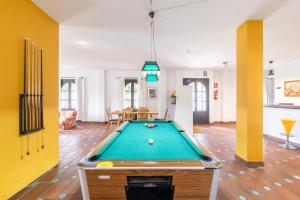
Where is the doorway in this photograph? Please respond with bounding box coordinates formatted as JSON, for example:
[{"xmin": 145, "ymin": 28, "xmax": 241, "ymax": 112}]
[{"xmin": 183, "ymin": 78, "xmax": 209, "ymax": 125}]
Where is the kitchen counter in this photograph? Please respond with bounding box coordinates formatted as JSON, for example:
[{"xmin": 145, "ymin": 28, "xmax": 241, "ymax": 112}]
[{"xmin": 264, "ymin": 104, "xmax": 300, "ymax": 109}]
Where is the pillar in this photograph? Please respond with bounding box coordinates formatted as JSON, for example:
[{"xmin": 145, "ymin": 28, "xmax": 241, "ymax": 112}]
[{"xmin": 235, "ymin": 20, "xmax": 264, "ymax": 167}]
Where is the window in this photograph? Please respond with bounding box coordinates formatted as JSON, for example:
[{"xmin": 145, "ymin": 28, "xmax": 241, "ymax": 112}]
[
  {"xmin": 265, "ymin": 78, "xmax": 275, "ymax": 105},
  {"xmin": 124, "ymin": 79, "xmax": 138, "ymax": 108},
  {"xmin": 189, "ymin": 81, "xmax": 207, "ymax": 112},
  {"xmin": 60, "ymin": 79, "xmax": 76, "ymax": 110}
]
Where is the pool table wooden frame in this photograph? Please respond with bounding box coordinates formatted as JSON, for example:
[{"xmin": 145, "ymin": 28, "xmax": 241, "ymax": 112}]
[{"xmin": 78, "ymin": 121, "xmax": 222, "ymax": 200}]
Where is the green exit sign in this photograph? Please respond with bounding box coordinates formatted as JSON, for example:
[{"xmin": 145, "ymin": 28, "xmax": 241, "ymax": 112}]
[{"xmin": 203, "ymin": 71, "xmax": 208, "ymax": 77}]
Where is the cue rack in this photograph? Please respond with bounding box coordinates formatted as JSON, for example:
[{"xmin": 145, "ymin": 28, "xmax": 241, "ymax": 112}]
[{"xmin": 20, "ymin": 38, "xmax": 44, "ymax": 136}]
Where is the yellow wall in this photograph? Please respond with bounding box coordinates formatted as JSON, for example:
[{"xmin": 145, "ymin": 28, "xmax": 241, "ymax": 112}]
[
  {"xmin": 0, "ymin": 1, "xmax": 59, "ymax": 199},
  {"xmin": 236, "ymin": 21, "xmax": 263, "ymax": 162}
]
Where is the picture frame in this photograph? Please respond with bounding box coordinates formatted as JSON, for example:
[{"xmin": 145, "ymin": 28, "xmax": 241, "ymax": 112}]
[
  {"xmin": 148, "ymin": 87, "xmax": 157, "ymax": 100},
  {"xmin": 284, "ymin": 80, "xmax": 300, "ymax": 97}
]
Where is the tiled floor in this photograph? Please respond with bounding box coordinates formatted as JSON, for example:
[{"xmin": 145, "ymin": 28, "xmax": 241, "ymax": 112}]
[
  {"xmin": 195, "ymin": 124, "xmax": 300, "ymax": 200},
  {"xmin": 10, "ymin": 123, "xmax": 110, "ymax": 200},
  {"xmin": 10, "ymin": 122, "xmax": 300, "ymax": 200}
]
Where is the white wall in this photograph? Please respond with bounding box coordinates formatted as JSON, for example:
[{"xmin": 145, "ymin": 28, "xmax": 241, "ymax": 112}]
[
  {"xmin": 173, "ymin": 68, "xmax": 236, "ymax": 123},
  {"xmin": 274, "ymin": 62, "xmax": 300, "ymax": 105},
  {"xmin": 263, "ymin": 61, "xmax": 300, "ymax": 143},
  {"xmin": 175, "ymin": 69, "xmax": 215, "ymax": 123},
  {"xmin": 166, "ymin": 70, "xmax": 177, "ymax": 120},
  {"xmin": 60, "ymin": 69, "xmax": 106, "ymax": 121},
  {"xmin": 60, "ymin": 68, "xmax": 236, "ymax": 123},
  {"xmin": 213, "ymin": 70, "xmax": 223, "ymax": 122},
  {"xmin": 222, "ymin": 69, "xmax": 236, "ymax": 122},
  {"xmin": 175, "ymin": 85, "xmax": 193, "ymax": 134}
]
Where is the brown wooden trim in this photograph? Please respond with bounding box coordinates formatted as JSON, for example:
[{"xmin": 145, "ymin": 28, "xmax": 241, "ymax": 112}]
[
  {"xmin": 263, "ymin": 134, "xmax": 300, "ymax": 148},
  {"xmin": 81, "ymin": 121, "xmax": 107, "ymax": 124},
  {"xmin": 91, "ymin": 160, "xmax": 204, "ymax": 168},
  {"xmin": 210, "ymin": 121, "xmax": 236, "ymax": 125},
  {"xmin": 234, "ymin": 154, "xmax": 264, "ymax": 168},
  {"xmin": 85, "ymin": 169, "xmax": 214, "ymax": 200}
]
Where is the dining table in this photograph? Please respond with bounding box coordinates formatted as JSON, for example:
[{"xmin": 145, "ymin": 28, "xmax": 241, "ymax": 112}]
[{"xmin": 111, "ymin": 110, "xmax": 159, "ymax": 121}]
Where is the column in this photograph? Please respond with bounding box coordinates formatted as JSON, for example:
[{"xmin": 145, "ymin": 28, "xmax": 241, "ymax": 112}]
[{"xmin": 235, "ymin": 20, "xmax": 264, "ymax": 167}]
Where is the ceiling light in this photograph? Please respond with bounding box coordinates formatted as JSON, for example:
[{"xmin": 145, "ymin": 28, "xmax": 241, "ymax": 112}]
[
  {"xmin": 222, "ymin": 61, "xmax": 229, "ymax": 67},
  {"xmin": 142, "ymin": 0, "xmax": 160, "ymax": 82},
  {"xmin": 267, "ymin": 60, "xmax": 275, "ymax": 79}
]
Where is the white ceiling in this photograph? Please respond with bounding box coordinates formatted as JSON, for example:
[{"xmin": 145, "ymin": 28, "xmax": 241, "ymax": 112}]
[{"xmin": 32, "ymin": 0, "xmax": 300, "ymax": 70}]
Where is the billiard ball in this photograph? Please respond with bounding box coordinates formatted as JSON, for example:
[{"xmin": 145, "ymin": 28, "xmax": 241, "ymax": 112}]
[
  {"xmin": 147, "ymin": 123, "xmax": 156, "ymax": 128},
  {"xmin": 148, "ymin": 138, "xmax": 154, "ymax": 144}
]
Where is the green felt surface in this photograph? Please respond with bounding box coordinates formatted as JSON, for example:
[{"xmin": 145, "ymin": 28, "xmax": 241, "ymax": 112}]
[{"xmin": 96, "ymin": 121, "xmax": 205, "ymax": 161}]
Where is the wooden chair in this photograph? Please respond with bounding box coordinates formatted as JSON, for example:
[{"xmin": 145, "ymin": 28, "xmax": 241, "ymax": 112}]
[
  {"xmin": 155, "ymin": 108, "xmax": 168, "ymax": 121},
  {"xmin": 106, "ymin": 108, "xmax": 120, "ymax": 131},
  {"xmin": 137, "ymin": 107, "xmax": 149, "ymax": 121},
  {"xmin": 123, "ymin": 107, "xmax": 134, "ymax": 121}
]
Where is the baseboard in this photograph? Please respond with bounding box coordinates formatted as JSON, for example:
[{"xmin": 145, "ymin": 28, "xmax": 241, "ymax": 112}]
[
  {"xmin": 210, "ymin": 121, "xmax": 236, "ymax": 125},
  {"xmin": 9, "ymin": 162, "xmax": 59, "ymax": 199},
  {"xmin": 80, "ymin": 121, "xmax": 106, "ymax": 124},
  {"xmin": 234, "ymin": 154, "xmax": 264, "ymax": 168},
  {"xmin": 263, "ymin": 134, "xmax": 300, "ymax": 148}
]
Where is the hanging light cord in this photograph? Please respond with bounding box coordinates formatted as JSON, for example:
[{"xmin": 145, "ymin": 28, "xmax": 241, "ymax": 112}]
[
  {"xmin": 154, "ymin": 0, "xmax": 209, "ymax": 12},
  {"xmin": 149, "ymin": 0, "xmax": 157, "ymax": 61},
  {"xmin": 148, "ymin": 0, "xmax": 209, "ymax": 61},
  {"xmin": 152, "ymin": 14, "xmax": 157, "ymax": 61}
]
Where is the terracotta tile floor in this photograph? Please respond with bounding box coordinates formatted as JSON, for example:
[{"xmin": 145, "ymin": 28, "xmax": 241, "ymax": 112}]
[
  {"xmin": 194, "ymin": 124, "xmax": 300, "ymax": 200},
  {"xmin": 10, "ymin": 122, "xmax": 300, "ymax": 200},
  {"xmin": 10, "ymin": 123, "xmax": 110, "ymax": 200}
]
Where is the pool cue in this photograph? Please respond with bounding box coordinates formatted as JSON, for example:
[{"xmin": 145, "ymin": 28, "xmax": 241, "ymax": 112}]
[
  {"xmin": 34, "ymin": 44, "xmax": 38, "ymax": 130},
  {"xmin": 33, "ymin": 44, "xmax": 36, "ymax": 130},
  {"xmin": 38, "ymin": 49, "xmax": 42, "ymax": 130},
  {"xmin": 29, "ymin": 42, "xmax": 32, "ymax": 131},
  {"xmin": 31, "ymin": 43, "xmax": 35, "ymax": 130},
  {"xmin": 36, "ymin": 47, "xmax": 40, "ymax": 130},
  {"xmin": 36, "ymin": 46, "xmax": 40, "ymax": 152},
  {"xmin": 23, "ymin": 38, "xmax": 28, "ymax": 133},
  {"xmin": 40, "ymin": 49, "xmax": 44, "ymax": 149},
  {"xmin": 32, "ymin": 43, "xmax": 37, "ymax": 130},
  {"xmin": 29, "ymin": 41, "xmax": 33, "ymax": 131},
  {"xmin": 26, "ymin": 39, "xmax": 31, "ymax": 132}
]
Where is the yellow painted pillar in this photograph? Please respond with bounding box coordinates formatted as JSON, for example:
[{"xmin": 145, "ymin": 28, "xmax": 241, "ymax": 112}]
[{"xmin": 235, "ymin": 20, "xmax": 264, "ymax": 167}]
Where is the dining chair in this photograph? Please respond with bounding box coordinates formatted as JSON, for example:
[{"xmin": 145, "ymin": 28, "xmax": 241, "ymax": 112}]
[
  {"xmin": 106, "ymin": 108, "xmax": 120, "ymax": 131},
  {"xmin": 137, "ymin": 107, "xmax": 149, "ymax": 121},
  {"xmin": 123, "ymin": 107, "xmax": 134, "ymax": 121},
  {"xmin": 155, "ymin": 108, "xmax": 168, "ymax": 121}
]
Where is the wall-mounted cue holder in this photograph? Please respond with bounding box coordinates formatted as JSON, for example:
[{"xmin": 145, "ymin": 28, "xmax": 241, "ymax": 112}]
[{"xmin": 19, "ymin": 38, "xmax": 44, "ymax": 135}]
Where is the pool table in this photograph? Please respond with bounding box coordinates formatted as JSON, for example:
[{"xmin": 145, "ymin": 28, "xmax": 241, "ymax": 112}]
[{"xmin": 78, "ymin": 121, "xmax": 222, "ymax": 200}]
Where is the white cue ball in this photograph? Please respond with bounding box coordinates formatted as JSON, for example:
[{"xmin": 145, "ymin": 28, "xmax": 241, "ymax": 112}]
[{"xmin": 148, "ymin": 138, "xmax": 154, "ymax": 144}]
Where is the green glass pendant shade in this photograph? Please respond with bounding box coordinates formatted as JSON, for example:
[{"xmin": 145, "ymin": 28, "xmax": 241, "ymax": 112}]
[
  {"xmin": 142, "ymin": 61, "xmax": 160, "ymax": 82},
  {"xmin": 142, "ymin": 61, "xmax": 160, "ymax": 72},
  {"xmin": 146, "ymin": 74, "xmax": 158, "ymax": 82}
]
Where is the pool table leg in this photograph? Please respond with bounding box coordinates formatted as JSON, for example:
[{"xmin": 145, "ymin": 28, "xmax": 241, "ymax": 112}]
[
  {"xmin": 209, "ymin": 169, "xmax": 221, "ymax": 200},
  {"xmin": 78, "ymin": 168, "xmax": 90, "ymax": 200}
]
